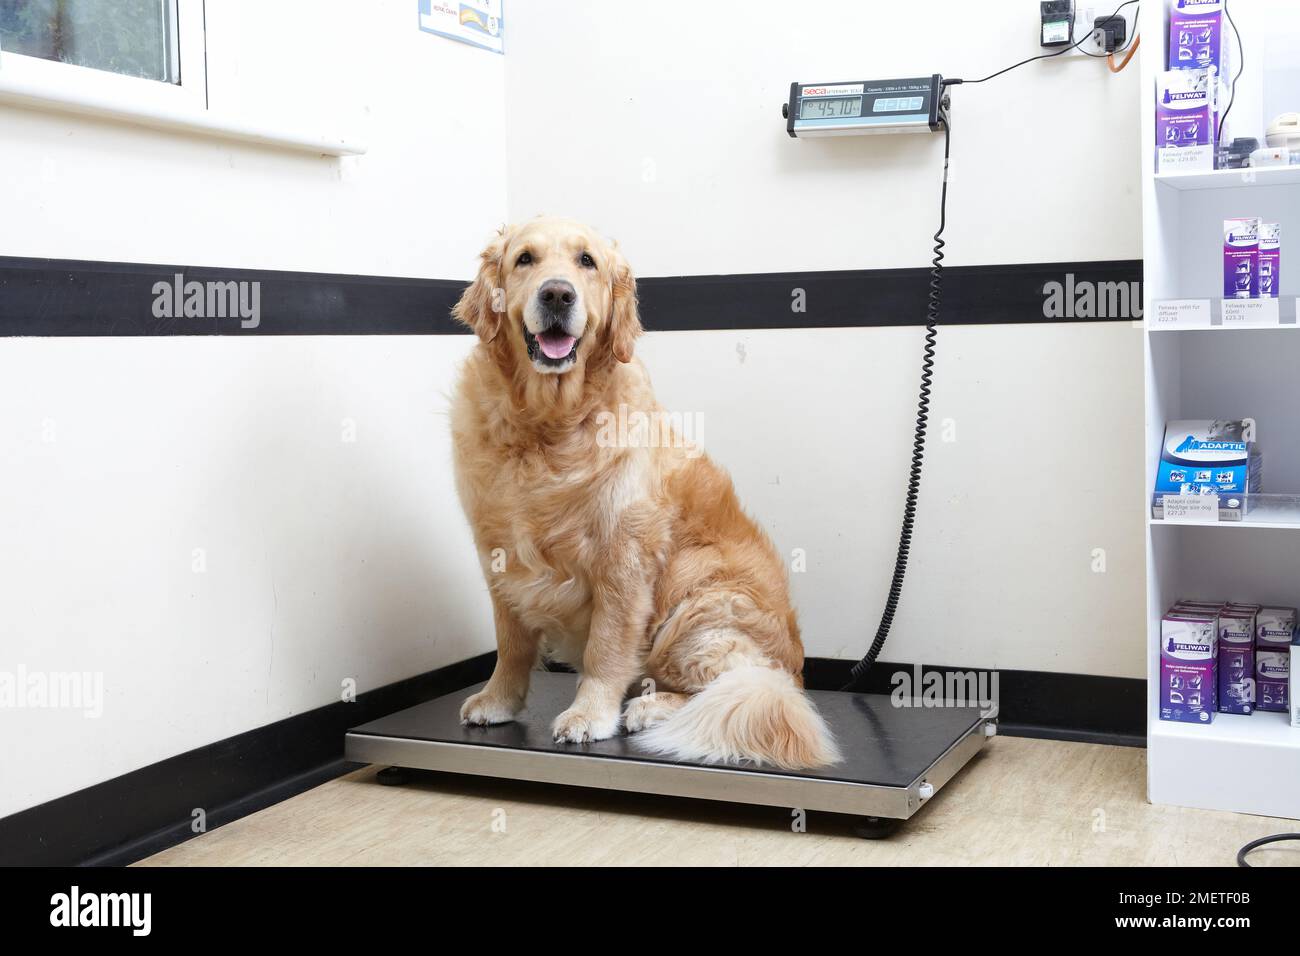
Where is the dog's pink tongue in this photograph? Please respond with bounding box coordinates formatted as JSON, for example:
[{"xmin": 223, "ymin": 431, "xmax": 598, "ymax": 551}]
[{"xmin": 538, "ymin": 331, "xmax": 575, "ymax": 359}]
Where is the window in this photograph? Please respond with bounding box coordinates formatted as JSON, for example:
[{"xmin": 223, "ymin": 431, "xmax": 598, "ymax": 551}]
[
  {"xmin": 0, "ymin": 0, "xmax": 205, "ymax": 111},
  {"xmin": 0, "ymin": 0, "xmax": 360, "ymax": 155},
  {"xmin": 0, "ymin": 0, "xmax": 179, "ymax": 82}
]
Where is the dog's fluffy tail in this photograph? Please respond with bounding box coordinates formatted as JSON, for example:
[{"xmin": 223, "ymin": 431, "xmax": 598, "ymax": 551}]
[{"xmin": 635, "ymin": 664, "xmax": 841, "ymax": 770}]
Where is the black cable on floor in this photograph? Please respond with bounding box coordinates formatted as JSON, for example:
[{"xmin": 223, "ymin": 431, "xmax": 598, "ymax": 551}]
[
  {"xmin": 1237, "ymin": 832, "xmax": 1300, "ymax": 867},
  {"xmin": 841, "ymin": 117, "xmax": 950, "ymax": 694}
]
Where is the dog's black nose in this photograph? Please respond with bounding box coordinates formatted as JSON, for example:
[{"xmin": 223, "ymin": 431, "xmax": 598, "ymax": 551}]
[{"xmin": 538, "ymin": 279, "xmax": 576, "ymax": 312}]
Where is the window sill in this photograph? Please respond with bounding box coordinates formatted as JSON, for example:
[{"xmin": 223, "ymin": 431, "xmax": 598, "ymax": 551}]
[{"xmin": 0, "ymin": 71, "xmax": 366, "ymax": 157}]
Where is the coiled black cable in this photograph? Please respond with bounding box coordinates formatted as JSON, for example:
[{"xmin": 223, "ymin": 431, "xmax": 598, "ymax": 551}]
[
  {"xmin": 1237, "ymin": 832, "xmax": 1300, "ymax": 867},
  {"xmin": 842, "ymin": 117, "xmax": 951, "ymax": 693}
]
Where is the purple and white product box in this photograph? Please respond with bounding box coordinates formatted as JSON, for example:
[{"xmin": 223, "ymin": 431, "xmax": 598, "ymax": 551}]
[
  {"xmin": 1217, "ymin": 606, "xmax": 1255, "ymax": 714},
  {"xmin": 1168, "ymin": 0, "xmax": 1228, "ymax": 75},
  {"xmin": 1157, "ymin": 70, "xmax": 1216, "ymax": 151},
  {"xmin": 1255, "ymin": 606, "xmax": 1294, "ymax": 712},
  {"xmin": 1161, "ymin": 610, "xmax": 1217, "ymax": 723},
  {"xmin": 1258, "ymin": 223, "xmax": 1280, "ymax": 298},
  {"xmin": 1224, "ymin": 218, "xmax": 1261, "ymax": 299}
]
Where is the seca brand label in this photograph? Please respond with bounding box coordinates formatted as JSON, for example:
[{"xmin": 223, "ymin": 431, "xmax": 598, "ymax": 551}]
[{"xmin": 802, "ymin": 84, "xmax": 863, "ymax": 96}]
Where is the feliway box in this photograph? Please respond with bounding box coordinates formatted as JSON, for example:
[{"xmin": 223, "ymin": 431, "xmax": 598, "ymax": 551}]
[
  {"xmin": 1256, "ymin": 606, "xmax": 1294, "ymax": 713},
  {"xmin": 1218, "ymin": 606, "xmax": 1256, "ymax": 714},
  {"xmin": 1258, "ymin": 223, "xmax": 1281, "ymax": 299},
  {"xmin": 1161, "ymin": 611, "xmax": 1218, "ymax": 723},
  {"xmin": 1152, "ymin": 419, "xmax": 1261, "ymax": 520},
  {"xmin": 1168, "ymin": 0, "xmax": 1228, "ymax": 75},
  {"xmin": 1157, "ymin": 70, "xmax": 1217, "ymax": 172},
  {"xmin": 1225, "ymin": 218, "xmax": 1261, "ymax": 299}
]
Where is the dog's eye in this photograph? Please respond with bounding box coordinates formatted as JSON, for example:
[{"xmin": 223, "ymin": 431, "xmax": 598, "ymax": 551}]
[
  {"xmin": 579, "ymin": 252, "xmax": 596, "ymax": 269},
  {"xmin": 515, "ymin": 251, "xmax": 533, "ymax": 267}
]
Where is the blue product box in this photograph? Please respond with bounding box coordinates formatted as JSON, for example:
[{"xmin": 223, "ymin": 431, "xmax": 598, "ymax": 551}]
[{"xmin": 1152, "ymin": 420, "xmax": 1261, "ymax": 521}]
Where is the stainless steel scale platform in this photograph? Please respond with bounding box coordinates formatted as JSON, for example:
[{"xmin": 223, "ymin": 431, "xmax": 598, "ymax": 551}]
[{"xmin": 345, "ymin": 672, "xmax": 995, "ymax": 832}]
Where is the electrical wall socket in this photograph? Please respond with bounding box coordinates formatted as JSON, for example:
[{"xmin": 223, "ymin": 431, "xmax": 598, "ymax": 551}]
[{"xmin": 1054, "ymin": 4, "xmax": 1112, "ymax": 57}]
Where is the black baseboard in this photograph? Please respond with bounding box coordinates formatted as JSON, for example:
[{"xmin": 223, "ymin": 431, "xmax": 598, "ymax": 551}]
[
  {"xmin": 0, "ymin": 255, "xmax": 1141, "ymax": 336},
  {"xmin": 802, "ymin": 657, "xmax": 1145, "ymax": 747},
  {"xmin": 0, "ymin": 652, "xmax": 495, "ymax": 867},
  {"xmin": 1, "ymin": 652, "xmax": 1144, "ymax": 866}
]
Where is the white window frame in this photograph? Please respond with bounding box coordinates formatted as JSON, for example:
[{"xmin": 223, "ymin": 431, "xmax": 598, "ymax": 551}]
[
  {"xmin": 0, "ymin": 0, "xmax": 361, "ymax": 155},
  {"xmin": 0, "ymin": 0, "xmax": 208, "ymax": 114}
]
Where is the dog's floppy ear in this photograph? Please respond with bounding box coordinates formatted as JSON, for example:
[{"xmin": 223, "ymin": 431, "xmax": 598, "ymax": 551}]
[
  {"xmin": 454, "ymin": 227, "xmax": 509, "ymax": 344},
  {"xmin": 609, "ymin": 245, "xmax": 642, "ymax": 364}
]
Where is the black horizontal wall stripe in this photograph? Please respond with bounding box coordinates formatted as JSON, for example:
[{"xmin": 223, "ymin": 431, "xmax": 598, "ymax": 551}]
[
  {"xmin": 639, "ymin": 259, "xmax": 1143, "ymax": 331},
  {"xmin": 0, "ymin": 255, "xmax": 467, "ymax": 336},
  {"xmin": 0, "ymin": 255, "xmax": 1142, "ymax": 336}
]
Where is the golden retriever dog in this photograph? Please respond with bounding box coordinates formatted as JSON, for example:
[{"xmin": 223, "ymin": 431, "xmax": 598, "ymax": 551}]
[{"xmin": 450, "ymin": 217, "xmax": 839, "ymax": 769}]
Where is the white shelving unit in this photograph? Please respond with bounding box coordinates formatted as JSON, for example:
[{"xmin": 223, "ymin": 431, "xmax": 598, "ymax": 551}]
[{"xmin": 1141, "ymin": 1, "xmax": 1300, "ymax": 820}]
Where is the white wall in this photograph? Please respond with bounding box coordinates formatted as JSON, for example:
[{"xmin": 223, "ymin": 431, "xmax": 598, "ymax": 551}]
[
  {"xmin": 505, "ymin": 0, "xmax": 1147, "ymax": 675},
  {"xmin": 3, "ymin": 0, "xmax": 1152, "ymax": 821},
  {"xmin": 0, "ymin": 0, "xmax": 505, "ymax": 817}
]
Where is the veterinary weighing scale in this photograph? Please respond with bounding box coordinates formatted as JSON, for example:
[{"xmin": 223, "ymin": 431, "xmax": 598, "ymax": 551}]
[
  {"xmin": 345, "ymin": 72, "xmax": 988, "ymax": 837},
  {"xmin": 345, "ymin": 673, "xmax": 995, "ymax": 834}
]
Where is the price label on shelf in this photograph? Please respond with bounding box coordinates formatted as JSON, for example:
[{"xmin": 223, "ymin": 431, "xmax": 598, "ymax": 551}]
[
  {"xmin": 1161, "ymin": 495, "xmax": 1220, "ymax": 523},
  {"xmin": 1157, "ymin": 146, "xmax": 1214, "ymax": 174},
  {"xmin": 1222, "ymin": 298, "xmax": 1281, "ymax": 327},
  {"xmin": 1150, "ymin": 300, "xmax": 1212, "ymax": 329}
]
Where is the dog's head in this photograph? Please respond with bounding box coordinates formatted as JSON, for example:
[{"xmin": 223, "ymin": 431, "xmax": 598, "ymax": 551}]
[{"xmin": 454, "ymin": 217, "xmax": 641, "ymax": 381}]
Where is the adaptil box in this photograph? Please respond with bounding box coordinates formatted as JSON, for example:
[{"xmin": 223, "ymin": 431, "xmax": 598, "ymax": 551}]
[
  {"xmin": 1161, "ymin": 610, "xmax": 1218, "ymax": 723},
  {"xmin": 1152, "ymin": 420, "xmax": 1261, "ymax": 520},
  {"xmin": 1256, "ymin": 606, "xmax": 1294, "ymax": 713}
]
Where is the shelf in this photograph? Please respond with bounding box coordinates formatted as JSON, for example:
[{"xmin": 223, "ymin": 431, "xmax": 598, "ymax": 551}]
[
  {"xmin": 1140, "ymin": 1, "xmax": 1300, "ymax": 821},
  {"xmin": 1148, "ymin": 711, "xmax": 1300, "ymax": 819},
  {"xmin": 1151, "ymin": 494, "xmax": 1300, "ymax": 530},
  {"xmin": 1153, "ymin": 709, "xmax": 1298, "ymax": 748},
  {"xmin": 1155, "ymin": 165, "xmax": 1300, "ymax": 191},
  {"xmin": 1147, "ymin": 324, "xmax": 1299, "ymax": 332}
]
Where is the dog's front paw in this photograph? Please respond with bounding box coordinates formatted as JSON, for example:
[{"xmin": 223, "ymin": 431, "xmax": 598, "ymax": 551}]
[
  {"xmin": 460, "ymin": 690, "xmax": 522, "ymax": 727},
  {"xmin": 552, "ymin": 707, "xmax": 620, "ymax": 744}
]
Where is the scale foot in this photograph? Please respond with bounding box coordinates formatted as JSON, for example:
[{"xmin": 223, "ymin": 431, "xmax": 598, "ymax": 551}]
[
  {"xmin": 852, "ymin": 816, "xmax": 903, "ymax": 840},
  {"xmin": 376, "ymin": 766, "xmax": 411, "ymax": 787}
]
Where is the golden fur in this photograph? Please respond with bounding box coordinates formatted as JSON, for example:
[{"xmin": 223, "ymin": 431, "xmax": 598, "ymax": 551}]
[{"xmin": 450, "ymin": 217, "xmax": 838, "ymax": 769}]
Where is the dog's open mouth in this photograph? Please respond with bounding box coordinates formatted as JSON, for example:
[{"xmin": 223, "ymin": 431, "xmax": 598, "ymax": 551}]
[{"xmin": 525, "ymin": 327, "xmax": 579, "ymax": 366}]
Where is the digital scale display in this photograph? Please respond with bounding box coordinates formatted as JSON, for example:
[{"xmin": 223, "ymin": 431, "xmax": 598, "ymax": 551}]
[{"xmin": 799, "ymin": 96, "xmax": 862, "ymax": 119}]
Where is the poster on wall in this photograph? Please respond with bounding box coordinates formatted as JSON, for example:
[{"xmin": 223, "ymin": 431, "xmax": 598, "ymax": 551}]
[{"xmin": 418, "ymin": 0, "xmax": 504, "ymax": 54}]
